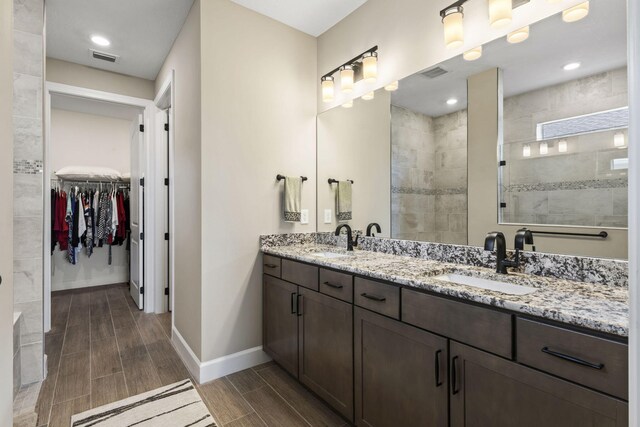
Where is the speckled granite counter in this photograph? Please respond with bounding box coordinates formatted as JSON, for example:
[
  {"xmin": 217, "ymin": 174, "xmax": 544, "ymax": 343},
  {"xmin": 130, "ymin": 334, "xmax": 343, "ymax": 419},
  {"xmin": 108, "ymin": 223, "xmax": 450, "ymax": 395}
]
[{"xmin": 262, "ymin": 243, "xmax": 629, "ymax": 338}]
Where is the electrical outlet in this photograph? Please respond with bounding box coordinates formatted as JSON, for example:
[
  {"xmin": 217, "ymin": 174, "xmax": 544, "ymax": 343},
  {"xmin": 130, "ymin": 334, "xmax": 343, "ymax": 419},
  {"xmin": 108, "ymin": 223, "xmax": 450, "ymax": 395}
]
[
  {"xmin": 300, "ymin": 209, "xmax": 309, "ymax": 224},
  {"xmin": 324, "ymin": 209, "xmax": 332, "ymax": 224}
]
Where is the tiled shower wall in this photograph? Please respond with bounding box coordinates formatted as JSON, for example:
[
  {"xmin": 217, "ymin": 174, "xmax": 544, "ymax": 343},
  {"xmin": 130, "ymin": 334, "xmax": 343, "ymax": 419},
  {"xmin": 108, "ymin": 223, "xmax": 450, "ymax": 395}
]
[
  {"xmin": 502, "ymin": 67, "xmax": 628, "ymax": 227},
  {"xmin": 391, "ymin": 105, "xmax": 468, "ymax": 244},
  {"xmin": 13, "ymin": 0, "xmax": 44, "ymax": 385}
]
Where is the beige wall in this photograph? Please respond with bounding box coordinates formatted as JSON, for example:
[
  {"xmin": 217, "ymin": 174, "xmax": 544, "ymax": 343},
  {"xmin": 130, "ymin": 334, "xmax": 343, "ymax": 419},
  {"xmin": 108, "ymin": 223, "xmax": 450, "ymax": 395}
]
[
  {"xmin": 155, "ymin": 0, "xmax": 203, "ymax": 358},
  {"xmin": 47, "ymin": 58, "xmax": 155, "ymax": 100},
  {"xmin": 199, "ymin": 0, "xmax": 317, "ymax": 362},
  {"xmin": 468, "ymin": 69, "xmax": 628, "ymax": 259},
  {"xmin": 317, "ymin": 90, "xmax": 390, "ymax": 234},
  {"xmin": 0, "ymin": 0, "xmax": 13, "ymax": 421},
  {"xmin": 317, "ymin": 0, "xmax": 585, "ymax": 113}
]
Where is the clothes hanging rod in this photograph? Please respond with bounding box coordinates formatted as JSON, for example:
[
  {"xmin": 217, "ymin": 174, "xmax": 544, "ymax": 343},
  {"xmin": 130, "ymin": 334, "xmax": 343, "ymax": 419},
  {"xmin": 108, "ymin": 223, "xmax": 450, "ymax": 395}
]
[
  {"xmin": 328, "ymin": 178, "xmax": 354, "ymax": 184},
  {"xmin": 529, "ymin": 230, "xmax": 608, "ymax": 239},
  {"xmin": 51, "ymin": 178, "xmax": 131, "ymax": 186},
  {"xmin": 276, "ymin": 174, "xmax": 307, "ymax": 182}
]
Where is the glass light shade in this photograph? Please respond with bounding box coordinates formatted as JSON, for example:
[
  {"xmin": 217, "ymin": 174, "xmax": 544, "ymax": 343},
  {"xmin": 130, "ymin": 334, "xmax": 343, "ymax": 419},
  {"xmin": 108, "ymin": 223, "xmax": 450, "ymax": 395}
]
[
  {"xmin": 522, "ymin": 144, "xmax": 531, "ymax": 157},
  {"xmin": 489, "ymin": 0, "xmax": 512, "ymax": 28},
  {"xmin": 546, "ymin": 0, "xmax": 563, "ymax": 3},
  {"xmin": 539, "ymin": 142, "xmax": 549, "ymax": 155},
  {"xmin": 321, "ymin": 77, "xmax": 334, "ymax": 103},
  {"xmin": 463, "ymin": 46, "xmax": 482, "ymax": 61},
  {"xmin": 443, "ymin": 10, "xmax": 464, "ymax": 49},
  {"xmin": 362, "ymin": 53, "xmax": 378, "ymax": 83},
  {"xmin": 362, "ymin": 91, "xmax": 375, "ymax": 101},
  {"xmin": 340, "ymin": 66, "xmax": 354, "ymax": 93},
  {"xmin": 562, "ymin": 1, "xmax": 589, "ymax": 23},
  {"xmin": 342, "ymin": 100, "xmax": 353, "ymax": 108},
  {"xmin": 384, "ymin": 81, "xmax": 399, "ymax": 91},
  {"xmin": 614, "ymin": 132, "xmax": 626, "ymax": 148},
  {"xmin": 507, "ymin": 26, "xmax": 529, "ymax": 44},
  {"xmin": 558, "ymin": 139, "xmax": 567, "ymax": 152}
]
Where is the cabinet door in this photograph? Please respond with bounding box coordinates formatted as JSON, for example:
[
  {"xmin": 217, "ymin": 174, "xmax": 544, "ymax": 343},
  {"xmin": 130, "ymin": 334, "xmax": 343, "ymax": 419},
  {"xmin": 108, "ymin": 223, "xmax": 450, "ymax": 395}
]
[
  {"xmin": 263, "ymin": 275, "xmax": 298, "ymax": 377},
  {"xmin": 354, "ymin": 307, "xmax": 448, "ymax": 427},
  {"xmin": 450, "ymin": 341, "xmax": 628, "ymax": 427},
  {"xmin": 298, "ymin": 288, "xmax": 354, "ymax": 421}
]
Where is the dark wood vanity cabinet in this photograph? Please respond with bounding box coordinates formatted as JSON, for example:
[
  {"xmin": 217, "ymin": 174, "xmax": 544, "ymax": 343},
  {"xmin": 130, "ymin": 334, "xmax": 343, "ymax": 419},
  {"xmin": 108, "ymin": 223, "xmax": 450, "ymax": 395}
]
[
  {"xmin": 263, "ymin": 274, "xmax": 299, "ymax": 377},
  {"xmin": 450, "ymin": 341, "xmax": 628, "ymax": 427},
  {"xmin": 354, "ymin": 307, "xmax": 448, "ymax": 427}
]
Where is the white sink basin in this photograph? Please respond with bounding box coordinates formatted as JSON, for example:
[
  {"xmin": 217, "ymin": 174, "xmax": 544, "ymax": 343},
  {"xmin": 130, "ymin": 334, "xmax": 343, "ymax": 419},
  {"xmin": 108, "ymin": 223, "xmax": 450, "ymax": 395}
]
[
  {"xmin": 311, "ymin": 252, "xmax": 349, "ymax": 259},
  {"xmin": 434, "ymin": 274, "xmax": 537, "ymax": 295}
]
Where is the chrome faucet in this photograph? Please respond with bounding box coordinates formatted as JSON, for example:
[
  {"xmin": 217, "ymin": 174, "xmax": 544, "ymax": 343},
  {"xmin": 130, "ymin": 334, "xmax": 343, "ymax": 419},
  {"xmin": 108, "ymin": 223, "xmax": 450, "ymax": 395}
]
[{"xmin": 335, "ymin": 224, "xmax": 355, "ymax": 251}]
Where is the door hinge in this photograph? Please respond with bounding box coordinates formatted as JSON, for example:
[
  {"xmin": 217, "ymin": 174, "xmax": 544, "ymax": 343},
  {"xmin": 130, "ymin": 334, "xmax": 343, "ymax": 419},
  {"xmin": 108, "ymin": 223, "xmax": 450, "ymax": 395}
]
[
  {"xmin": 140, "ymin": 232, "xmax": 144, "ymax": 240},
  {"xmin": 164, "ymin": 123, "xmax": 169, "ymax": 132},
  {"xmin": 164, "ymin": 287, "xmax": 170, "ymax": 296},
  {"xmin": 164, "ymin": 233, "xmax": 169, "ymax": 241},
  {"xmin": 139, "ymin": 124, "xmax": 144, "ymax": 132},
  {"xmin": 500, "ymin": 202, "xmax": 507, "ymax": 208},
  {"xmin": 140, "ymin": 178, "xmax": 144, "ymax": 186},
  {"xmin": 499, "ymin": 160, "xmax": 507, "ymax": 166},
  {"xmin": 140, "ymin": 286, "xmax": 144, "ymax": 294},
  {"xmin": 164, "ymin": 178, "xmax": 169, "ymax": 186}
]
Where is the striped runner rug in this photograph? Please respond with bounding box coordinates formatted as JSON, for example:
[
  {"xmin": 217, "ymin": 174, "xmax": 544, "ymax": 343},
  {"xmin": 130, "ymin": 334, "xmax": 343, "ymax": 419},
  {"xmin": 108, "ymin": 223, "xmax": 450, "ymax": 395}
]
[{"xmin": 71, "ymin": 379, "xmax": 216, "ymax": 426}]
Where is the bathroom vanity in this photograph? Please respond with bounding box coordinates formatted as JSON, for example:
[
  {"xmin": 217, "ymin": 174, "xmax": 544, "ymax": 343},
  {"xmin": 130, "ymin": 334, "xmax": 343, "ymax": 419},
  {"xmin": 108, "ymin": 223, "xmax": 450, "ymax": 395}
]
[{"xmin": 262, "ymin": 244, "xmax": 628, "ymax": 426}]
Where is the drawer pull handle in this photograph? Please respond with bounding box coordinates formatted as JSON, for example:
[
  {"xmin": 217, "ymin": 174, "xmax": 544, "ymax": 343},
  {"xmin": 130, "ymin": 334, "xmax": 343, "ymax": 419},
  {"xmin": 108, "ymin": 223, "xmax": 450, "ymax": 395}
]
[
  {"xmin": 361, "ymin": 293, "xmax": 386, "ymax": 302},
  {"xmin": 291, "ymin": 292, "xmax": 297, "ymax": 314},
  {"xmin": 296, "ymin": 294, "xmax": 303, "ymax": 317},
  {"xmin": 435, "ymin": 350, "xmax": 443, "ymax": 387},
  {"xmin": 451, "ymin": 356, "xmax": 460, "ymax": 395},
  {"xmin": 323, "ymin": 281, "xmax": 344, "ymax": 289},
  {"xmin": 541, "ymin": 347, "xmax": 605, "ymax": 370},
  {"xmin": 264, "ymin": 263, "xmax": 278, "ymax": 269}
]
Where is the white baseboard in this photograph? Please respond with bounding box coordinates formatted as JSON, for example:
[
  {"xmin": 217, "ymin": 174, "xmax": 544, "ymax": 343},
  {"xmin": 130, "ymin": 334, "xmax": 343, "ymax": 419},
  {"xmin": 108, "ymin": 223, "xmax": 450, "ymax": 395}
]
[{"xmin": 171, "ymin": 326, "xmax": 271, "ymax": 384}]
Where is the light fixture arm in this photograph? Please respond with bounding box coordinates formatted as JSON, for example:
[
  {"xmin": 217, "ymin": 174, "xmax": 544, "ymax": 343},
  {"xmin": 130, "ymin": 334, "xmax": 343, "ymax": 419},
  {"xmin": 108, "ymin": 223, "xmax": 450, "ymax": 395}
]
[
  {"xmin": 321, "ymin": 45, "xmax": 378, "ymax": 81},
  {"xmin": 440, "ymin": 0, "xmax": 469, "ymax": 19}
]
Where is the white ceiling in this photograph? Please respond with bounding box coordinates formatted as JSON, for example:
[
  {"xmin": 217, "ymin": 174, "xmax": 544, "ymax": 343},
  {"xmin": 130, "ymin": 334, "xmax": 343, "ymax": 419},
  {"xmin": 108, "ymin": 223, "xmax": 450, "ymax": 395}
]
[
  {"xmin": 392, "ymin": 0, "xmax": 627, "ymax": 117},
  {"xmin": 46, "ymin": 0, "xmax": 195, "ymax": 80},
  {"xmin": 51, "ymin": 94, "xmax": 143, "ymax": 121},
  {"xmin": 230, "ymin": 0, "xmax": 368, "ymax": 37}
]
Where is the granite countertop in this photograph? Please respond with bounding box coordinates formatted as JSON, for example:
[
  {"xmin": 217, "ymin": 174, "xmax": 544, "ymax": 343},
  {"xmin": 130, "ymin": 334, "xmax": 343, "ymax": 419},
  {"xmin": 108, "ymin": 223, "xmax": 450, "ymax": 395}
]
[{"xmin": 262, "ymin": 243, "xmax": 629, "ymax": 337}]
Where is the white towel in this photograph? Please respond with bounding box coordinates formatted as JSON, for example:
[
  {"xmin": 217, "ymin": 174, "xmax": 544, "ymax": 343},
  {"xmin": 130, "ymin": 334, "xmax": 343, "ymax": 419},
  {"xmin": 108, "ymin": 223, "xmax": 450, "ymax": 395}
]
[
  {"xmin": 284, "ymin": 177, "xmax": 302, "ymax": 222},
  {"xmin": 337, "ymin": 181, "xmax": 352, "ymax": 222}
]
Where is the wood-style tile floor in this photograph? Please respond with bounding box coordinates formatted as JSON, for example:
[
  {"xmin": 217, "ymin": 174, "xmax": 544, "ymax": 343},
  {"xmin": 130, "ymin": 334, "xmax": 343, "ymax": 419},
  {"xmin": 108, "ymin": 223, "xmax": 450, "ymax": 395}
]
[{"xmin": 36, "ymin": 283, "xmax": 347, "ymax": 427}]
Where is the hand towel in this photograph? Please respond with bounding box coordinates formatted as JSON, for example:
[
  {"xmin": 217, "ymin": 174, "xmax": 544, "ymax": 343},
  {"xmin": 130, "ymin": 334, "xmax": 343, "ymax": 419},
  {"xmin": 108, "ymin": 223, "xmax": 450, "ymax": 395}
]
[
  {"xmin": 337, "ymin": 180, "xmax": 352, "ymax": 221},
  {"xmin": 284, "ymin": 176, "xmax": 302, "ymax": 222}
]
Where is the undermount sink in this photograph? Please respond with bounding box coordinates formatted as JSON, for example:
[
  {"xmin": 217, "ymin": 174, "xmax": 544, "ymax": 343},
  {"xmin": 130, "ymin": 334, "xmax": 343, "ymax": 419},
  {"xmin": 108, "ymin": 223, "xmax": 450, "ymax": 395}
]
[
  {"xmin": 311, "ymin": 251, "xmax": 350, "ymax": 259},
  {"xmin": 434, "ymin": 273, "xmax": 537, "ymax": 296}
]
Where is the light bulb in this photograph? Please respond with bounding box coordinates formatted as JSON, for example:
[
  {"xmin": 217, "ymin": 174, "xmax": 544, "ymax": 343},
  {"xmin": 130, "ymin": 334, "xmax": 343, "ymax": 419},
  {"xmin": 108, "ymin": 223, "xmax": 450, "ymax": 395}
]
[
  {"xmin": 384, "ymin": 81, "xmax": 399, "ymax": 91},
  {"xmin": 442, "ymin": 7, "xmax": 464, "ymax": 49},
  {"xmin": 362, "ymin": 52, "xmax": 378, "ymax": 83},
  {"xmin": 342, "ymin": 100, "xmax": 353, "ymax": 108},
  {"xmin": 562, "ymin": 1, "xmax": 589, "ymax": 23},
  {"xmin": 362, "ymin": 91, "xmax": 375, "ymax": 101},
  {"xmin": 340, "ymin": 65, "xmax": 354, "ymax": 93},
  {"xmin": 321, "ymin": 76, "xmax": 334, "ymax": 103},
  {"xmin": 539, "ymin": 142, "xmax": 548, "ymax": 155},
  {"xmin": 523, "ymin": 144, "xmax": 531, "ymax": 157},
  {"xmin": 614, "ymin": 132, "xmax": 626, "ymax": 148},
  {"xmin": 507, "ymin": 26, "xmax": 529, "ymax": 44},
  {"xmin": 558, "ymin": 139, "xmax": 567, "ymax": 152},
  {"xmin": 489, "ymin": 0, "xmax": 512, "ymax": 28},
  {"xmin": 463, "ymin": 46, "xmax": 482, "ymax": 61}
]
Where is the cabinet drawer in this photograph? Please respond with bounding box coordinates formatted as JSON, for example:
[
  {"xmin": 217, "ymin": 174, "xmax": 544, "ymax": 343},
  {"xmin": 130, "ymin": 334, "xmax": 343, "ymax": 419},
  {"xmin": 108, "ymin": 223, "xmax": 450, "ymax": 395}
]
[
  {"xmin": 319, "ymin": 269, "xmax": 353, "ymax": 303},
  {"xmin": 263, "ymin": 254, "xmax": 281, "ymax": 277},
  {"xmin": 282, "ymin": 259, "xmax": 319, "ymax": 291},
  {"xmin": 516, "ymin": 318, "xmax": 628, "ymax": 400},
  {"xmin": 354, "ymin": 277, "xmax": 400, "ymax": 319},
  {"xmin": 402, "ymin": 289, "xmax": 512, "ymax": 358}
]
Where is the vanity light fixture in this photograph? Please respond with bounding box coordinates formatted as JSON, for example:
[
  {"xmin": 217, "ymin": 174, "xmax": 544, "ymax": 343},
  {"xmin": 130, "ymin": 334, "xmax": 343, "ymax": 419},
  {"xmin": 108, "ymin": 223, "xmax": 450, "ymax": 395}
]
[
  {"xmin": 539, "ymin": 141, "xmax": 549, "ymax": 155},
  {"xmin": 563, "ymin": 62, "xmax": 581, "ymax": 71},
  {"xmin": 463, "ymin": 46, "xmax": 483, "ymax": 61},
  {"xmin": 384, "ymin": 81, "xmax": 399, "ymax": 91},
  {"xmin": 614, "ymin": 132, "xmax": 626, "ymax": 148},
  {"xmin": 362, "ymin": 52, "xmax": 378, "ymax": 83},
  {"xmin": 562, "ymin": 1, "xmax": 589, "ymax": 23},
  {"xmin": 489, "ymin": 0, "xmax": 513, "ymax": 28},
  {"xmin": 362, "ymin": 91, "xmax": 375, "ymax": 101},
  {"xmin": 546, "ymin": 0, "xmax": 563, "ymax": 3},
  {"xmin": 340, "ymin": 65, "xmax": 354, "ymax": 93},
  {"xmin": 321, "ymin": 76, "xmax": 334, "ymax": 103},
  {"xmin": 522, "ymin": 144, "xmax": 531, "ymax": 157},
  {"xmin": 342, "ymin": 100, "xmax": 354, "ymax": 108},
  {"xmin": 441, "ymin": 4, "xmax": 465, "ymax": 49},
  {"xmin": 558, "ymin": 139, "xmax": 568, "ymax": 152},
  {"xmin": 507, "ymin": 26, "xmax": 529, "ymax": 44},
  {"xmin": 446, "ymin": 98, "xmax": 458, "ymax": 105},
  {"xmin": 91, "ymin": 35, "xmax": 110, "ymax": 47}
]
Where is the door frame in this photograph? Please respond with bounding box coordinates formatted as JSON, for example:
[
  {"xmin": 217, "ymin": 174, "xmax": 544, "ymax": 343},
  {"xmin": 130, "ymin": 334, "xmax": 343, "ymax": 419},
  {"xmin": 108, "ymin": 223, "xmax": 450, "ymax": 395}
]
[
  {"xmin": 44, "ymin": 82, "xmax": 158, "ymax": 331},
  {"xmin": 153, "ymin": 71, "xmax": 176, "ymax": 323}
]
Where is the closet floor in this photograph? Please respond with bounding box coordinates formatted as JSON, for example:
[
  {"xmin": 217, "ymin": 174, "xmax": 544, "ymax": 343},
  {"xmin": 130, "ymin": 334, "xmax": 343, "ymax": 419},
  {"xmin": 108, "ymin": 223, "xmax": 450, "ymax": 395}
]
[{"xmin": 35, "ymin": 284, "xmax": 347, "ymax": 427}]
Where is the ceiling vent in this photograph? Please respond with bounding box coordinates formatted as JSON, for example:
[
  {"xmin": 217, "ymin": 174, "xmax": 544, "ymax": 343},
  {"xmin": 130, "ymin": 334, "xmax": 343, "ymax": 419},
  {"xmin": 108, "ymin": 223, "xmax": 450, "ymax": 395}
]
[
  {"xmin": 90, "ymin": 49, "xmax": 119, "ymax": 63},
  {"xmin": 421, "ymin": 67, "xmax": 448, "ymax": 79}
]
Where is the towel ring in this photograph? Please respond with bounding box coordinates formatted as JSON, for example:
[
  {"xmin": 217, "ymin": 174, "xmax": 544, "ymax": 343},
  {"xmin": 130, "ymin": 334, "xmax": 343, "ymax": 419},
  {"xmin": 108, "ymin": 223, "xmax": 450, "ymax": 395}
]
[
  {"xmin": 328, "ymin": 178, "xmax": 354, "ymax": 184},
  {"xmin": 276, "ymin": 174, "xmax": 307, "ymax": 182}
]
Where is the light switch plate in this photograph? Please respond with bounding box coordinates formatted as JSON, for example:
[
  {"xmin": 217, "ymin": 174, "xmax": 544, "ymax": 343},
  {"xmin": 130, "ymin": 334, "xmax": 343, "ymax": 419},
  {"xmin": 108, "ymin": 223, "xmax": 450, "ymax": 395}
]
[
  {"xmin": 300, "ymin": 209, "xmax": 309, "ymax": 224},
  {"xmin": 324, "ymin": 209, "xmax": 332, "ymax": 224}
]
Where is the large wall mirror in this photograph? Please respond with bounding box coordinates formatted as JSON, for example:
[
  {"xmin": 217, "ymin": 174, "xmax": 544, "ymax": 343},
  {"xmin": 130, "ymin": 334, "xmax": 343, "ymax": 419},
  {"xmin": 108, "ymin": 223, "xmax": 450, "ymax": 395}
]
[{"xmin": 316, "ymin": 0, "xmax": 627, "ymax": 258}]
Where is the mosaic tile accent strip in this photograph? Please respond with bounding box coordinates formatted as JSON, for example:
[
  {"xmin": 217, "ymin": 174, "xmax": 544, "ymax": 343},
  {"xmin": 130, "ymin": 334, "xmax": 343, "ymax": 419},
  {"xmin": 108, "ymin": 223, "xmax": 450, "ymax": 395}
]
[
  {"xmin": 13, "ymin": 160, "xmax": 43, "ymax": 174},
  {"xmin": 392, "ymin": 186, "xmax": 466, "ymax": 196},
  {"xmin": 506, "ymin": 178, "xmax": 627, "ymax": 193}
]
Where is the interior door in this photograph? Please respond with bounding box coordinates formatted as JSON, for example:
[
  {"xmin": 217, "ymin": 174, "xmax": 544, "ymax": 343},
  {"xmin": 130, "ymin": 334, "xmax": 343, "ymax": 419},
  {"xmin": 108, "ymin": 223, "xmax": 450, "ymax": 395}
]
[
  {"xmin": 129, "ymin": 114, "xmax": 144, "ymax": 309},
  {"xmin": 156, "ymin": 108, "xmax": 170, "ymax": 311}
]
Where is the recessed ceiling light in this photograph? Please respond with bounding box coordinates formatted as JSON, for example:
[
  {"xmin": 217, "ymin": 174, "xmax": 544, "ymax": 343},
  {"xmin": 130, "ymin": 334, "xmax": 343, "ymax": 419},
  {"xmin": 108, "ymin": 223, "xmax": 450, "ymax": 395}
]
[
  {"xmin": 563, "ymin": 62, "xmax": 581, "ymax": 71},
  {"xmin": 91, "ymin": 35, "xmax": 110, "ymax": 47},
  {"xmin": 446, "ymin": 98, "xmax": 458, "ymax": 105}
]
